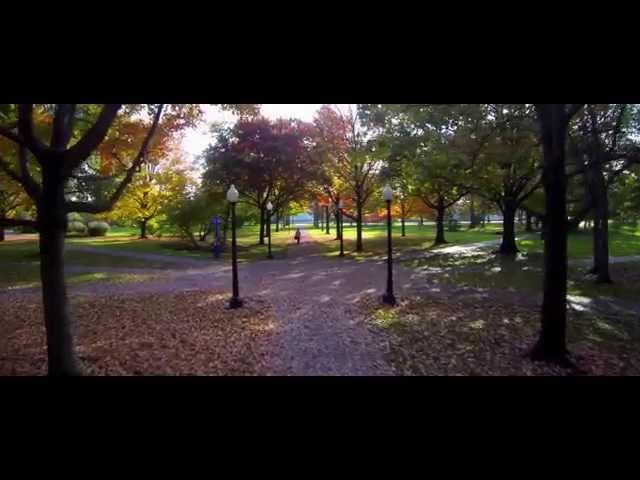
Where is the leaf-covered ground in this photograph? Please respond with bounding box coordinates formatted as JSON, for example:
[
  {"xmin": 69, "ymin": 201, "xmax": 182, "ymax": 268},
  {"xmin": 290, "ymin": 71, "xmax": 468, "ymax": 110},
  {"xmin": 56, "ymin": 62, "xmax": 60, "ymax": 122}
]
[
  {"xmin": 359, "ymin": 294, "xmax": 640, "ymax": 376},
  {"xmin": 0, "ymin": 290, "xmax": 277, "ymax": 375}
]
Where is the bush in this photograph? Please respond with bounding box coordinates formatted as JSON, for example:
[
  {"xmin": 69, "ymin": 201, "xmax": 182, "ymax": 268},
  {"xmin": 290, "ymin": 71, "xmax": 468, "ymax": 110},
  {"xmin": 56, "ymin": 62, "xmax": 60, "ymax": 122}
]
[
  {"xmin": 67, "ymin": 212, "xmax": 83, "ymax": 223},
  {"xmin": 87, "ymin": 221, "xmax": 110, "ymax": 236},
  {"xmin": 67, "ymin": 221, "xmax": 87, "ymax": 236},
  {"xmin": 146, "ymin": 221, "xmax": 160, "ymax": 237}
]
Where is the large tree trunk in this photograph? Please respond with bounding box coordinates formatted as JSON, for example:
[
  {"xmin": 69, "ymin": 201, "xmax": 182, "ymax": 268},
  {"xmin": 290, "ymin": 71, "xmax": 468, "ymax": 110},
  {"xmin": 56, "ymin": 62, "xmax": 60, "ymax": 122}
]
[
  {"xmin": 498, "ymin": 200, "xmax": 519, "ymax": 255},
  {"xmin": 275, "ymin": 211, "xmax": 280, "ymax": 232},
  {"xmin": 39, "ymin": 164, "xmax": 79, "ymax": 376},
  {"xmin": 0, "ymin": 225, "xmax": 4, "ymax": 241},
  {"xmin": 140, "ymin": 219, "xmax": 148, "ymax": 239},
  {"xmin": 531, "ymin": 105, "xmax": 570, "ymax": 366},
  {"xmin": 401, "ymin": 202, "xmax": 406, "ymax": 237},
  {"xmin": 434, "ymin": 199, "xmax": 447, "ymax": 245},
  {"xmin": 334, "ymin": 209, "xmax": 340, "ymax": 240},
  {"xmin": 589, "ymin": 165, "xmax": 612, "ymax": 283},
  {"xmin": 356, "ymin": 202, "xmax": 363, "ymax": 252}
]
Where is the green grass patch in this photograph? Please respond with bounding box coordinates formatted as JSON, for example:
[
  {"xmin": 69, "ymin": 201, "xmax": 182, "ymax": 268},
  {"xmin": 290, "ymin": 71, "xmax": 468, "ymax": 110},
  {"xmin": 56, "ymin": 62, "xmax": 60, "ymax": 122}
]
[
  {"xmin": 306, "ymin": 223, "xmax": 514, "ymax": 260},
  {"xmin": 518, "ymin": 225, "xmax": 640, "ymax": 258}
]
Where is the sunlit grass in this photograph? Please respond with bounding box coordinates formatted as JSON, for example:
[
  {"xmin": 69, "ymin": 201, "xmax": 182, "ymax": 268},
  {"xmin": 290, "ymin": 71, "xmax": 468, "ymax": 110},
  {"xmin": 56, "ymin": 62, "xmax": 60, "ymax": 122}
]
[{"xmin": 517, "ymin": 225, "xmax": 640, "ymax": 258}]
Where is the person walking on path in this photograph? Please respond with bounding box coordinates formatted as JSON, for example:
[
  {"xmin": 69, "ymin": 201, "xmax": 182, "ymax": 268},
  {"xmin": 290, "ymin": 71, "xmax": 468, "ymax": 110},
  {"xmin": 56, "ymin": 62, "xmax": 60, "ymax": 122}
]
[{"xmin": 294, "ymin": 228, "xmax": 301, "ymax": 245}]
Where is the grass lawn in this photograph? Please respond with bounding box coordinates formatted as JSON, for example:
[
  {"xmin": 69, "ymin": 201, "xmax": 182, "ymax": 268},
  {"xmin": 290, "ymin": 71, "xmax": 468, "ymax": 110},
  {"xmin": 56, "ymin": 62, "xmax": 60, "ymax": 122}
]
[
  {"xmin": 307, "ymin": 223, "xmax": 514, "ymax": 259},
  {"xmin": 0, "ymin": 224, "xmax": 295, "ymax": 288},
  {"xmin": 518, "ymin": 225, "xmax": 640, "ymax": 258}
]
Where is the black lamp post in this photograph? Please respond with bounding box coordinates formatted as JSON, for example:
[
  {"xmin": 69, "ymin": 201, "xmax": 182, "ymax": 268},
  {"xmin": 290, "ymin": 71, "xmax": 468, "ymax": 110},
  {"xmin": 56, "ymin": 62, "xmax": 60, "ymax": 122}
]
[
  {"xmin": 338, "ymin": 199, "xmax": 345, "ymax": 257},
  {"xmin": 382, "ymin": 184, "xmax": 396, "ymax": 306},
  {"xmin": 266, "ymin": 200, "xmax": 273, "ymax": 259},
  {"xmin": 227, "ymin": 185, "xmax": 243, "ymax": 309}
]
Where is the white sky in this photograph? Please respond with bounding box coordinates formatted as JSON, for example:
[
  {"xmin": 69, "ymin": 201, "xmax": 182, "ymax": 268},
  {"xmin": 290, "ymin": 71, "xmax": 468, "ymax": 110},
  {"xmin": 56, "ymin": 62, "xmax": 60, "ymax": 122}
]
[{"xmin": 181, "ymin": 104, "xmax": 352, "ymax": 161}]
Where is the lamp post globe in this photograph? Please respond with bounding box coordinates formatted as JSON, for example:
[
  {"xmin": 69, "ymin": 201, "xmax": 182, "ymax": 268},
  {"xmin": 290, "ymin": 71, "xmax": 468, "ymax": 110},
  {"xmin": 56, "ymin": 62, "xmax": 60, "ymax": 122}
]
[
  {"xmin": 266, "ymin": 201, "xmax": 274, "ymax": 259},
  {"xmin": 227, "ymin": 184, "xmax": 239, "ymax": 203},
  {"xmin": 382, "ymin": 184, "xmax": 396, "ymax": 306},
  {"xmin": 227, "ymin": 184, "xmax": 242, "ymax": 309}
]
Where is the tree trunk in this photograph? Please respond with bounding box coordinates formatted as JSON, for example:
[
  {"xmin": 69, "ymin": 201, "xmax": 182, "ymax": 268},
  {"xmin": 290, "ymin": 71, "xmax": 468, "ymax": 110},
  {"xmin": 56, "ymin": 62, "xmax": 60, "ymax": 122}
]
[
  {"xmin": 39, "ymin": 164, "xmax": 80, "ymax": 376},
  {"xmin": 401, "ymin": 202, "xmax": 406, "ymax": 237},
  {"xmin": 525, "ymin": 210, "xmax": 533, "ymax": 232},
  {"xmin": 531, "ymin": 105, "xmax": 570, "ymax": 365},
  {"xmin": 140, "ymin": 219, "xmax": 148, "ymax": 239},
  {"xmin": 334, "ymin": 209, "xmax": 340, "ymax": 240},
  {"xmin": 259, "ymin": 205, "xmax": 265, "ymax": 245},
  {"xmin": 0, "ymin": 225, "xmax": 4, "ymax": 241},
  {"xmin": 589, "ymin": 165, "xmax": 612, "ymax": 283},
  {"xmin": 498, "ymin": 200, "xmax": 519, "ymax": 255},
  {"xmin": 434, "ymin": 200, "xmax": 447, "ymax": 245},
  {"xmin": 275, "ymin": 211, "xmax": 280, "ymax": 232},
  {"xmin": 325, "ymin": 206, "xmax": 330, "ymax": 235},
  {"xmin": 356, "ymin": 202, "xmax": 363, "ymax": 252},
  {"xmin": 419, "ymin": 216, "xmax": 424, "ymax": 226},
  {"xmin": 469, "ymin": 196, "xmax": 480, "ymax": 229}
]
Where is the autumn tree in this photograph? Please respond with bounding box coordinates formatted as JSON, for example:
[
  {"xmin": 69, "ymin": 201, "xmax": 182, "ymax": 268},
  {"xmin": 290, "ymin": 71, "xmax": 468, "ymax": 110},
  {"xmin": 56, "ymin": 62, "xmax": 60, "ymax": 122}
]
[
  {"xmin": 0, "ymin": 103, "xmax": 253, "ymax": 375},
  {"xmin": 313, "ymin": 105, "xmax": 384, "ymax": 251},
  {"xmin": 102, "ymin": 157, "xmax": 192, "ymax": 238},
  {"xmin": 202, "ymin": 117, "xmax": 321, "ymax": 244},
  {"xmin": 0, "ymin": 170, "xmax": 31, "ymax": 240}
]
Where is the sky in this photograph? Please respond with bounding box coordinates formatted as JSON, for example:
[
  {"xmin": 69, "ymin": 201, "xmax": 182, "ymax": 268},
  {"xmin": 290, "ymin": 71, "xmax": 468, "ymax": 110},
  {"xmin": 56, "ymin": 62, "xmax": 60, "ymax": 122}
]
[{"xmin": 181, "ymin": 104, "xmax": 352, "ymax": 161}]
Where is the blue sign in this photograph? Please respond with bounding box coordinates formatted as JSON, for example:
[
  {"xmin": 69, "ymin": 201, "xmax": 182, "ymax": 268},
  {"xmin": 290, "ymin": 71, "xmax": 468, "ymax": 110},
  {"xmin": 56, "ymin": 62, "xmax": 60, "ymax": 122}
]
[{"xmin": 212, "ymin": 216, "xmax": 221, "ymax": 225}]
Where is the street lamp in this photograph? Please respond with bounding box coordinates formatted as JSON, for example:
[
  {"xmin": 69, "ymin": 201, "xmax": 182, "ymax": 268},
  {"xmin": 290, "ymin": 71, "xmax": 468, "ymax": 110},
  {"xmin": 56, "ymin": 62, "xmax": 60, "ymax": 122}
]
[
  {"xmin": 338, "ymin": 199, "xmax": 345, "ymax": 257},
  {"xmin": 227, "ymin": 184, "xmax": 242, "ymax": 309},
  {"xmin": 382, "ymin": 184, "xmax": 396, "ymax": 306},
  {"xmin": 266, "ymin": 201, "xmax": 273, "ymax": 259}
]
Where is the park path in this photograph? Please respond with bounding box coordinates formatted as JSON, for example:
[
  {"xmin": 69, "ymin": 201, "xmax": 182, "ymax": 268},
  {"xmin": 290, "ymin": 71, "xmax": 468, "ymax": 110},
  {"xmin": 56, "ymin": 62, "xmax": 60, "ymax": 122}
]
[{"xmin": 4, "ymin": 227, "xmax": 640, "ymax": 374}]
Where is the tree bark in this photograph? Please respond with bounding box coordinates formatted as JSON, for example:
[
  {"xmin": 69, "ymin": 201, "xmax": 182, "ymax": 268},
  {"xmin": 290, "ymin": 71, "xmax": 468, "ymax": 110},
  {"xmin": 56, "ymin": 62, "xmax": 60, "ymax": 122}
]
[
  {"xmin": 498, "ymin": 200, "xmax": 519, "ymax": 255},
  {"xmin": 469, "ymin": 196, "xmax": 480, "ymax": 229},
  {"xmin": 275, "ymin": 211, "xmax": 280, "ymax": 232},
  {"xmin": 334, "ymin": 208, "xmax": 340, "ymax": 240},
  {"xmin": 0, "ymin": 225, "xmax": 4, "ymax": 241},
  {"xmin": 356, "ymin": 202, "xmax": 363, "ymax": 251},
  {"xmin": 401, "ymin": 202, "xmax": 406, "ymax": 237},
  {"xmin": 419, "ymin": 216, "xmax": 424, "ymax": 226},
  {"xmin": 258, "ymin": 205, "xmax": 265, "ymax": 245},
  {"xmin": 589, "ymin": 165, "xmax": 611, "ymax": 283},
  {"xmin": 325, "ymin": 206, "xmax": 330, "ymax": 235},
  {"xmin": 434, "ymin": 199, "xmax": 447, "ymax": 245},
  {"xmin": 525, "ymin": 210, "xmax": 533, "ymax": 232},
  {"xmin": 530, "ymin": 105, "xmax": 571, "ymax": 366},
  {"xmin": 38, "ymin": 163, "xmax": 79, "ymax": 376},
  {"xmin": 140, "ymin": 219, "xmax": 148, "ymax": 239}
]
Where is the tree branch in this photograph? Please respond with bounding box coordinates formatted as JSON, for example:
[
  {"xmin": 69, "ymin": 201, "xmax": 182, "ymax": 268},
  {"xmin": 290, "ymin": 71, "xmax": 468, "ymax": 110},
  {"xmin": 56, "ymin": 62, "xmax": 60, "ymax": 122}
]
[
  {"xmin": 18, "ymin": 104, "xmax": 47, "ymax": 155},
  {"xmin": 62, "ymin": 104, "xmax": 122, "ymax": 175},
  {"xmin": 64, "ymin": 104, "xmax": 164, "ymax": 214}
]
